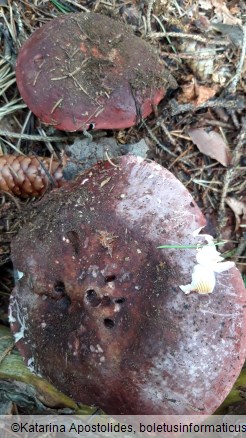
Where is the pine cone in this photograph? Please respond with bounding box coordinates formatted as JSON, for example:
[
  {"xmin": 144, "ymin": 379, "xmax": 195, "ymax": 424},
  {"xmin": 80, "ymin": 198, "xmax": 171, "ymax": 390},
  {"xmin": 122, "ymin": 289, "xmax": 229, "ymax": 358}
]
[{"xmin": 0, "ymin": 155, "xmax": 65, "ymax": 197}]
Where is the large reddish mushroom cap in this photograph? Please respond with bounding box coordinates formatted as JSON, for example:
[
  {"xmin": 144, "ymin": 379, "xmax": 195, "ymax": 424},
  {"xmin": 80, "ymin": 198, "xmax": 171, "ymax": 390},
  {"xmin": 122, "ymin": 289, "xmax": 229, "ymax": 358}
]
[
  {"xmin": 16, "ymin": 12, "xmax": 167, "ymax": 131},
  {"xmin": 9, "ymin": 155, "xmax": 246, "ymax": 414}
]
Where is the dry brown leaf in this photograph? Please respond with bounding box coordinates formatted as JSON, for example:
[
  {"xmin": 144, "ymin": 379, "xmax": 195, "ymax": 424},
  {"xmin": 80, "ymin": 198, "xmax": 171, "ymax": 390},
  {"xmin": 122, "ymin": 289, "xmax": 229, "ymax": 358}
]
[
  {"xmin": 229, "ymin": 6, "xmax": 241, "ymax": 15},
  {"xmin": 225, "ymin": 197, "xmax": 246, "ymax": 231},
  {"xmin": 189, "ymin": 128, "xmax": 232, "ymax": 166},
  {"xmin": 211, "ymin": 0, "xmax": 242, "ymax": 25},
  {"xmin": 179, "ymin": 77, "xmax": 217, "ymax": 105},
  {"xmin": 195, "ymin": 86, "xmax": 218, "ymax": 105}
]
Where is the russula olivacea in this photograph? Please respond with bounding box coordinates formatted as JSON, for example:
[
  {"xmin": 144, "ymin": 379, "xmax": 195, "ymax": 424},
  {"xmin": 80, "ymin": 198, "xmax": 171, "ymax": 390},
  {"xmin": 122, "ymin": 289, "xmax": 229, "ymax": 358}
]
[
  {"xmin": 9, "ymin": 155, "xmax": 246, "ymax": 414},
  {"xmin": 16, "ymin": 12, "xmax": 168, "ymax": 131}
]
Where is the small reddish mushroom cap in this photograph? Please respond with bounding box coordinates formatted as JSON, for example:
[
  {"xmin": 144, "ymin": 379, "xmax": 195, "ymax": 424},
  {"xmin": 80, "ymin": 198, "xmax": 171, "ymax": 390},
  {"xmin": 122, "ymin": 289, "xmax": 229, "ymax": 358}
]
[
  {"xmin": 9, "ymin": 156, "xmax": 246, "ymax": 414},
  {"xmin": 16, "ymin": 12, "xmax": 167, "ymax": 131}
]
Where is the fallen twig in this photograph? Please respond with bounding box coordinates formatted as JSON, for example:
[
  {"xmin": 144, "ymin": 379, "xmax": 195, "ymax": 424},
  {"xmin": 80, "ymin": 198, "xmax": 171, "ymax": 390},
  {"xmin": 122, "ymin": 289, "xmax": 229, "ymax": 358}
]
[
  {"xmin": 219, "ymin": 118, "xmax": 246, "ymax": 231},
  {"xmin": 228, "ymin": 25, "xmax": 246, "ymax": 94},
  {"xmin": 168, "ymin": 97, "xmax": 245, "ymax": 117}
]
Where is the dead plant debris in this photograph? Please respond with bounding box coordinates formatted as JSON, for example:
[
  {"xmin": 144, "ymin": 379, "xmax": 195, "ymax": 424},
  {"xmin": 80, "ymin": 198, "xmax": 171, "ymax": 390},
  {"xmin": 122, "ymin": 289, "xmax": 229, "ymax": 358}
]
[
  {"xmin": 189, "ymin": 128, "xmax": 232, "ymax": 167},
  {"xmin": 98, "ymin": 230, "xmax": 118, "ymax": 257}
]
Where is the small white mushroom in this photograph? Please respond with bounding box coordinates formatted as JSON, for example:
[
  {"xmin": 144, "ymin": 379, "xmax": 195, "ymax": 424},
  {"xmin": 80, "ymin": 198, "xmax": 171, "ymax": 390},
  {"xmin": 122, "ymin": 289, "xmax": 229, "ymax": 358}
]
[{"xmin": 180, "ymin": 232, "xmax": 235, "ymax": 294}]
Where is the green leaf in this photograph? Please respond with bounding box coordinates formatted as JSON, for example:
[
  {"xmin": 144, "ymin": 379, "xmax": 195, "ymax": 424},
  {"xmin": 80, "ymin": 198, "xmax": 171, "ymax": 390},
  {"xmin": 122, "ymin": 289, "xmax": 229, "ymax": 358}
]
[
  {"xmin": 50, "ymin": 0, "xmax": 71, "ymax": 13},
  {"xmin": 157, "ymin": 242, "xmax": 225, "ymax": 249}
]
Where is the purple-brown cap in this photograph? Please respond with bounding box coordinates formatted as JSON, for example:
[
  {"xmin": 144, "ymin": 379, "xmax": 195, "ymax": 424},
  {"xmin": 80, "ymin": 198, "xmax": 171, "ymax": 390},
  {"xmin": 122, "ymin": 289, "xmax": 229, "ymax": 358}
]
[
  {"xmin": 16, "ymin": 13, "xmax": 167, "ymax": 131},
  {"xmin": 9, "ymin": 155, "xmax": 246, "ymax": 414}
]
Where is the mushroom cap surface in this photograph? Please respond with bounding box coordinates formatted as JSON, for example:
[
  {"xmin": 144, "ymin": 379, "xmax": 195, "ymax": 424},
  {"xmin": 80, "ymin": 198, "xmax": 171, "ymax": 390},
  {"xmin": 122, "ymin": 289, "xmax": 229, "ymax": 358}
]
[
  {"xmin": 9, "ymin": 155, "xmax": 246, "ymax": 414},
  {"xmin": 16, "ymin": 12, "xmax": 166, "ymax": 131}
]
